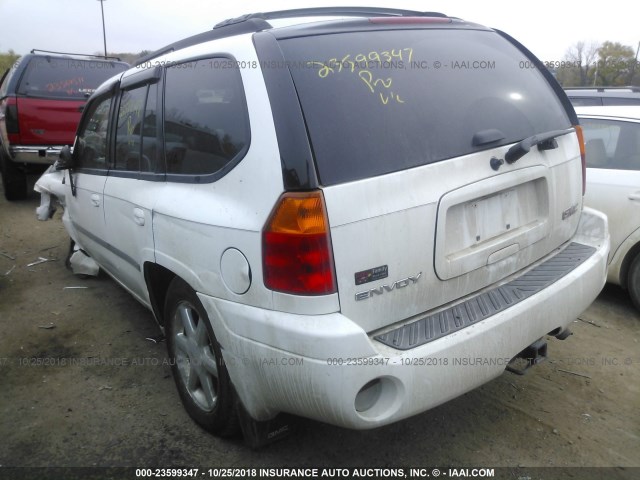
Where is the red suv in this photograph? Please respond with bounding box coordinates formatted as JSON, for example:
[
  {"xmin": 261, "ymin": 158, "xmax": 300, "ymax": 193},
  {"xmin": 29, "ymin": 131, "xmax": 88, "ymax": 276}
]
[{"xmin": 0, "ymin": 50, "xmax": 128, "ymax": 200}]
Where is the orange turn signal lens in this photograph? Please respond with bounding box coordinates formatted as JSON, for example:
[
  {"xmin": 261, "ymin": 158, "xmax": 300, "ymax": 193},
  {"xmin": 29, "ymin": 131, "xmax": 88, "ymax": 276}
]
[{"xmin": 262, "ymin": 191, "xmax": 337, "ymax": 296}]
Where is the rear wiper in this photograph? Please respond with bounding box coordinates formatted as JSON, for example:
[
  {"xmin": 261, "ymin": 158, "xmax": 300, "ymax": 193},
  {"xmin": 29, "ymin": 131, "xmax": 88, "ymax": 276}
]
[{"xmin": 505, "ymin": 129, "xmax": 570, "ymax": 164}]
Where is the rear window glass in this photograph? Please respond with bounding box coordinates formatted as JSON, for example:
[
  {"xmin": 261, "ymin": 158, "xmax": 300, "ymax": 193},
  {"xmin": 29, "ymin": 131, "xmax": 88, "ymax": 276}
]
[
  {"xmin": 279, "ymin": 29, "xmax": 572, "ymax": 185},
  {"xmin": 17, "ymin": 57, "xmax": 127, "ymax": 99}
]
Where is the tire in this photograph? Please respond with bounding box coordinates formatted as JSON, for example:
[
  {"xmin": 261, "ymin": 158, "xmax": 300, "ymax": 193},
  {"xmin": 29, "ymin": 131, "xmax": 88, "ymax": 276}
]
[
  {"xmin": 164, "ymin": 277, "xmax": 239, "ymax": 436},
  {"xmin": 628, "ymin": 254, "xmax": 640, "ymax": 312},
  {"xmin": 0, "ymin": 149, "xmax": 28, "ymax": 201}
]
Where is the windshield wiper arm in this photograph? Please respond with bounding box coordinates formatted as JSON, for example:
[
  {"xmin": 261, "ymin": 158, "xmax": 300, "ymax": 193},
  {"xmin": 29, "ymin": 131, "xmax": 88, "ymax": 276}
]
[{"xmin": 505, "ymin": 129, "xmax": 570, "ymax": 164}]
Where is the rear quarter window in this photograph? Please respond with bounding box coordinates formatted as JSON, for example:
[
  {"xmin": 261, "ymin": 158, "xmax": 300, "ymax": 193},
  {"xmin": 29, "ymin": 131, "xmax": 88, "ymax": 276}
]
[
  {"xmin": 163, "ymin": 60, "xmax": 250, "ymax": 178},
  {"xmin": 279, "ymin": 29, "xmax": 572, "ymax": 185},
  {"xmin": 17, "ymin": 57, "xmax": 127, "ymax": 99}
]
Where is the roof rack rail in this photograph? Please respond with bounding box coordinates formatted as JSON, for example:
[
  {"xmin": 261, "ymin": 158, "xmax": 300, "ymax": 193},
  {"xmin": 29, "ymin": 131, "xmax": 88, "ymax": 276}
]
[
  {"xmin": 215, "ymin": 7, "xmax": 447, "ymax": 28},
  {"xmin": 134, "ymin": 18, "xmax": 271, "ymax": 66},
  {"xmin": 30, "ymin": 49, "xmax": 122, "ymax": 61},
  {"xmin": 135, "ymin": 7, "xmax": 449, "ymax": 67},
  {"xmin": 565, "ymin": 86, "xmax": 640, "ymax": 93}
]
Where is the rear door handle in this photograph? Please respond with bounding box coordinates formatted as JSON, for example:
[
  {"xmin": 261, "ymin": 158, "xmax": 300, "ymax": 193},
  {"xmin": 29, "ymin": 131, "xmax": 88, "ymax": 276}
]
[
  {"xmin": 133, "ymin": 208, "xmax": 145, "ymax": 226},
  {"xmin": 90, "ymin": 194, "xmax": 100, "ymax": 207}
]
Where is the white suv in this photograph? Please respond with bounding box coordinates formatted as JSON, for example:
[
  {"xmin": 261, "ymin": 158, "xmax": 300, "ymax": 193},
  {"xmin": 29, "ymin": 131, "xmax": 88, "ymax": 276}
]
[{"xmin": 35, "ymin": 8, "xmax": 609, "ymax": 446}]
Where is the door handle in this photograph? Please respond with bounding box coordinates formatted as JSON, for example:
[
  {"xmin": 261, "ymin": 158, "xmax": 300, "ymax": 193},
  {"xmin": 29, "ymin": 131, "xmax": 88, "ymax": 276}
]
[
  {"xmin": 90, "ymin": 194, "xmax": 100, "ymax": 207},
  {"xmin": 133, "ymin": 208, "xmax": 145, "ymax": 226},
  {"xmin": 629, "ymin": 192, "xmax": 640, "ymax": 202}
]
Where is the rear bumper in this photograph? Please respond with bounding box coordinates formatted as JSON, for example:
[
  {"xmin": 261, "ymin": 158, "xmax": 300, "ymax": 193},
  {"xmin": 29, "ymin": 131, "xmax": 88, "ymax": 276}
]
[
  {"xmin": 9, "ymin": 145, "xmax": 62, "ymax": 164},
  {"xmin": 200, "ymin": 207, "xmax": 609, "ymax": 429}
]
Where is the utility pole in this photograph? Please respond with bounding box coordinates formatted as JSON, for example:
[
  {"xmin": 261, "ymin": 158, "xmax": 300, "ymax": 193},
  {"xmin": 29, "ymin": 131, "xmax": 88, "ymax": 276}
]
[{"xmin": 98, "ymin": 0, "xmax": 107, "ymax": 58}]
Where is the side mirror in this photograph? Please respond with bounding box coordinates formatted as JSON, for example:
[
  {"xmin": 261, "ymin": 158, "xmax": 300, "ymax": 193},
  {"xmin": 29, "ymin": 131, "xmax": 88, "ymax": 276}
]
[{"xmin": 55, "ymin": 145, "xmax": 75, "ymax": 170}]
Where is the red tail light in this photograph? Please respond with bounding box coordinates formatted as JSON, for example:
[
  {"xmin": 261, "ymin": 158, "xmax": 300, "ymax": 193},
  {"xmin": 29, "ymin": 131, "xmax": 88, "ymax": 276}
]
[
  {"xmin": 574, "ymin": 125, "xmax": 586, "ymax": 195},
  {"xmin": 262, "ymin": 191, "xmax": 337, "ymax": 296}
]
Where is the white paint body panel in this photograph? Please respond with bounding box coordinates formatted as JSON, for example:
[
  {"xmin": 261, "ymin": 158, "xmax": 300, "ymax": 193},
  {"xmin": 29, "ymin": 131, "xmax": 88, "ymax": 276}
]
[
  {"xmin": 204, "ymin": 209, "xmax": 608, "ymax": 427},
  {"xmin": 102, "ymin": 177, "xmax": 159, "ymax": 302},
  {"xmin": 325, "ymin": 133, "xmax": 583, "ymax": 333},
  {"xmin": 577, "ymin": 106, "xmax": 640, "ymax": 286},
  {"xmin": 585, "ymin": 168, "xmax": 640, "ymax": 281}
]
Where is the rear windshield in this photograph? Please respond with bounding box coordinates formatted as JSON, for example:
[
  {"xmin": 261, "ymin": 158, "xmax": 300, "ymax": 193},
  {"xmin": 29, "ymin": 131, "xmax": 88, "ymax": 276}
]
[
  {"xmin": 279, "ymin": 29, "xmax": 572, "ymax": 185},
  {"xmin": 17, "ymin": 57, "xmax": 128, "ymax": 99}
]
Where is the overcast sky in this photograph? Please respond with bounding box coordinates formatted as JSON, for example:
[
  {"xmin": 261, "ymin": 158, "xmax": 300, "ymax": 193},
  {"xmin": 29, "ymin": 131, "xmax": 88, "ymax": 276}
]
[{"xmin": 0, "ymin": 0, "xmax": 638, "ymax": 62}]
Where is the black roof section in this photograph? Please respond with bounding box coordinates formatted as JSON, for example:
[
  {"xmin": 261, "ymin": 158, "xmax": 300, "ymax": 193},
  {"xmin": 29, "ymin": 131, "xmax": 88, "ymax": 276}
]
[{"xmin": 135, "ymin": 7, "xmax": 449, "ymax": 66}]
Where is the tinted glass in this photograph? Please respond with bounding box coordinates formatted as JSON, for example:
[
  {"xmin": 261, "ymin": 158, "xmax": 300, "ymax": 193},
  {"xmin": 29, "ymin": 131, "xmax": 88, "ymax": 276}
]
[
  {"xmin": 75, "ymin": 96, "xmax": 112, "ymax": 169},
  {"xmin": 113, "ymin": 84, "xmax": 159, "ymax": 173},
  {"xmin": 569, "ymin": 97, "xmax": 602, "ymax": 107},
  {"xmin": 115, "ymin": 86, "xmax": 146, "ymax": 171},
  {"xmin": 581, "ymin": 118, "xmax": 640, "ymax": 170},
  {"xmin": 164, "ymin": 60, "xmax": 249, "ymax": 176},
  {"xmin": 18, "ymin": 57, "xmax": 127, "ymax": 99},
  {"xmin": 280, "ymin": 29, "xmax": 572, "ymax": 185}
]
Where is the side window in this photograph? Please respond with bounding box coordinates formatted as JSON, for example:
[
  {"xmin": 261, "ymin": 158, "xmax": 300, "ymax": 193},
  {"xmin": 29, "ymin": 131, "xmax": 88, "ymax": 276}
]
[
  {"xmin": 114, "ymin": 83, "xmax": 159, "ymax": 173},
  {"xmin": 582, "ymin": 119, "xmax": 640, "ymax": 170},
  {"xmin": 163, "ymin": 60, "xmax": 249, "ymax": 176},
  {"xmin": 75, "ymin": 95, "xmax": 112, "ymax": 170}
]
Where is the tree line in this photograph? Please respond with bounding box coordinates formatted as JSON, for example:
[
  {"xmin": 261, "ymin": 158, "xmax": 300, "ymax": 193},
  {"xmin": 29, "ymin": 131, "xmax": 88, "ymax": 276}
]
[{"xmin": 555, "ymin": 41, "xmax": 639, "ymax": 87}]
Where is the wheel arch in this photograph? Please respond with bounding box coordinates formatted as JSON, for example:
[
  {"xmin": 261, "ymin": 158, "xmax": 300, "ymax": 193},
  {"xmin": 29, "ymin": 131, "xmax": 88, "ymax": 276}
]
[
  {"xmin": 620, "ymin": 241, "xmax": 640, "ymax": 290},
  {"xmin": 143, "ymin": 262, "xmax": 177, "ymax": 327},
  {"xmin": 610, "ymin": 226, "xmax": 640, "ymax": 290}
]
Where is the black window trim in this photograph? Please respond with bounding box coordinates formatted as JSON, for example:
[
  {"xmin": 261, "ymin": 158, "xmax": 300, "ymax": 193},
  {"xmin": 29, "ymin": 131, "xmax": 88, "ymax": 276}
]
[
  {"xmin": 109, "ymin": 79, "xmax": 165, "ymax": 181},
  {"xmin": 120, "ymin": 65, "xmax": 162, "ymax": 90},
  {"xmin": 161, "ymin": 54, "xmax": 252, "ymax": 185},
  {"xmin": 75, "ymin": 54, "xmax": 252, "ymax": 184},
  {"xmin": 253, "ymin": 31, "xmax": 318, "ymax": 190},
  {"xmin": 72, "ymin": 83, "xmax": 118, "ymax": 176}
]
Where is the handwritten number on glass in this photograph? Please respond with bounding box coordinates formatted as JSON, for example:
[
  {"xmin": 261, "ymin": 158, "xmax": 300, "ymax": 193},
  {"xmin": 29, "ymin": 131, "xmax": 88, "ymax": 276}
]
[{"xmin": 313, "ymin": 48, "xmax": 412, "ymax": 105}]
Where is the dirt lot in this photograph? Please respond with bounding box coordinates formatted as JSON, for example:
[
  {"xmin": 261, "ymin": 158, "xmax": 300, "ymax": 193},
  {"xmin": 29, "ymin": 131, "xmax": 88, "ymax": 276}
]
[{"xmin": 1, "ymin": 176, "xmax": 639, "ymax": 480}]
